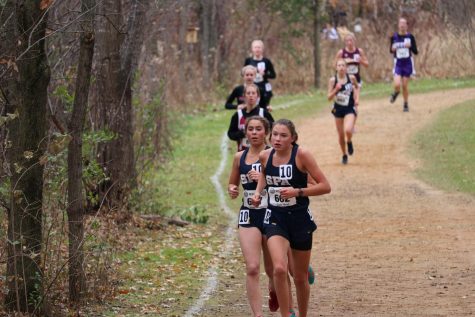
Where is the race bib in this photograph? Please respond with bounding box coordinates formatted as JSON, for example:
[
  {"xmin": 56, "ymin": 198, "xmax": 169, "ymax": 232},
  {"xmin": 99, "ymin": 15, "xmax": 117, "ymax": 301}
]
[
  {"xmin": 347, "ymin": 64, "xmax": 358, "ymax": 74},
  {"xmin": 243, "ymin": 189, "xmax": 268, "ymax": 209},
  {"xmin": 335, "ymin": 92, "xmax": 350, "ymax": 106},
  {"xmin": 279, "ymin": 164, "xmax": 293, "ymax": 180},
  {"xmin": 263, "ymin": 209, "xmax": 271, "ymax": 224},
  {"xmin": 396, "ymin": 47, "xmax": 410, "ymax": 59},
  {"xmin": 265, "ymin": 83, "xmax": 272, "ymax": 92},
  {"xmin": 238, "ymin": 209, "xmax": 250, "ymax": 225},
  {"xmin": 268, "ymin": 187, "xmax": 297, "ymax": 207},
  {"xmin": 251, "ymin": 163, "xmax": 262, "ymax": 173}
]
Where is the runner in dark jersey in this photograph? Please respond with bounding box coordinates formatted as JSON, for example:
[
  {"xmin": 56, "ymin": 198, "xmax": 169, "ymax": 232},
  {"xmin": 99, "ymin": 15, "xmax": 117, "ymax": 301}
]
[
  {"xmin": 328, "ymin": 59, "xmax": 360, "ymax": 164},
  {"xmin": 251, "ymin": 119, "xmax": 331, "ymax": 317},
  {"xmin": 334, "ymin": 33, "xmax": 369, "ymax": 86},
  {"xmin": 244, "ymin": 40, "xmax": 276, "ymax": 111},
  {"xmin": 389, "ymin": 17, "xmax": 418, "ymax": 112},
  {"xmin": 227, "ymin": 84, "xmax": 274, "ymax": 151},
  {"xmin": 224, "ymin": 65, "xmax": 267, "ymax": 110}
]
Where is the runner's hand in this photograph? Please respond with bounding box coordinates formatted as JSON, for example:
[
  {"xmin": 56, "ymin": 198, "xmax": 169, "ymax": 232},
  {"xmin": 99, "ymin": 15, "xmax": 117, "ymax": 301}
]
[
  {"xmin": 228, "ymin": 185, "xmax": 239, "ymax": 199},
  {"xmin": 279, "ymin": 187, "xmax": 297, "ymax": 199},
  {"xmin": 335, "ymin": 83, "xmax": 342, "ymax": 91},
  {"xmin": 267, "ymin": 105, "xmax": 273, "ymax": 112},
  {"xmin": 247, "ymin": 170, "xmax": 260, "ymax": 182},
  {"xmin": 251, "ymin": 193, "xmax": 261, "ymax": 207},
  {"xmin": 237, "ymin": 104, "xmax": 246, "ymax": 110}
]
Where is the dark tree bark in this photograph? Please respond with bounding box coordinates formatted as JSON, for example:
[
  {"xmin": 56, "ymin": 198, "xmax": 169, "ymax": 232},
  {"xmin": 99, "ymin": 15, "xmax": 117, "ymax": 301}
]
[
  {"xmin": 313, "ymin": 0, "xmax": 322, "ymax": 88},
  {"xmin": 200, "ymin": 0, "xmax": 218, "ymax": 89},
  {"xmin": 2, "ymin": 0, "xmax": 50, "ymax": 313},
  {"xmin": 67, "ymin": 0, "xmax": 96, "ymax": 305},
  {"xmin": 93, "ymin": 0, "xmax": 148, "ymax": 208}
]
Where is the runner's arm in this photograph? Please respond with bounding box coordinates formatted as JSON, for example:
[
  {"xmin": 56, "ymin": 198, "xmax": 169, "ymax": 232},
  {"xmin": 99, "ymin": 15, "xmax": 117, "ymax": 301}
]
[
  {"xmin": 251, "ymin": 150, "xmax": 269, "ymax": 206},
  {"xmin": 358, "ymin": 48, "xmax": 369, "ymax": 67},
  {"xmin": 350, "ymin": 75, "xmax": 360, "ymax": 105},
  {"xmin": 224, "ymin": 87, "xmax": 239, "ymax": 110},
  {"xmin": 327, "ymin": 77, "xmax": 338, "ymax": 100},
  {"xmin": 227, "ymin": 113, "xmax": 245, "ymax": 141},
  {"xmin": 410, "ymin": 35, "xmax": 418, "ymax": 55},
  {"xmin": 298, "ymin": 148, "xmax": 331, "ymax": 197},
  {"xmin": 265, "ymin": 59, "xmax": 276, "ymax": 80},
  {"xmin": 227, "ymin": 152, "xmax": 242, "ymax": 199}
]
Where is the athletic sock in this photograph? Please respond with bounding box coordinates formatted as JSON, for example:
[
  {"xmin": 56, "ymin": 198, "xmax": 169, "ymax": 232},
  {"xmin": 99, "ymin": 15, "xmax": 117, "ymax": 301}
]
[
  {"xmin": 347, "ymin": 141, "xmax": 354, "ymax": 155},
  {"xmin": 390, "ymin": 91, "xmax": 399, "ymax": 103},
  {"xmin": 403, "ymin": 102, "xmax": 409, "ymax": 112}
]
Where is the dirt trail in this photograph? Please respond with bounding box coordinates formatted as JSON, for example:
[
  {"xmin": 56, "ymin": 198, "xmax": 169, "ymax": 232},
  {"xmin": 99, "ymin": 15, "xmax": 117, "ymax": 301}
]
[{"xmin": 200, "ymin": 88, "xmax": 475, "ymax": 317}]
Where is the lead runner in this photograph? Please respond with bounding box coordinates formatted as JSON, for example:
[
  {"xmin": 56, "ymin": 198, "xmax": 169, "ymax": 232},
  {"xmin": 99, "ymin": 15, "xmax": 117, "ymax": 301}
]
[{"xmin": 251, "ymin": 119, "xmax": 331, "ymax": 317}]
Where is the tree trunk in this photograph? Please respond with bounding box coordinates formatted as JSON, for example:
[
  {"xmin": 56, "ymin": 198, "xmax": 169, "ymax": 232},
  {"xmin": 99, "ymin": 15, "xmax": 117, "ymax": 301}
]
[
  {"xmin": 3, "ymin": 0, "xmax": 50, "ymax": 313},
  {"xmin": 67, "ymin": 0, "xmax": 95, "ymax": 305},
  {"xmin": 313, "ymin": 0, "xmax": 322, "ymax": 89},
  {"xmin": 93, "ymin": 0, "xmax": 148, "ymax": 208}
]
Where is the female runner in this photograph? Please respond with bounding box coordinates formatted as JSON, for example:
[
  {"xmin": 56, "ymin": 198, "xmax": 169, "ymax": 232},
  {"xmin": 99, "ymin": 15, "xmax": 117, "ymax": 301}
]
[
  {"xmin": 328, "ymin": 59, "xmax": 360, "ymax": 164},
  {"xmin": 227, "ymin": 84, "xmax": 274, "ymax": 151},
  {"xmin": 224, "ymin": 65, "xmax": 267, "ymax": 110},
  {"xmin": 252, "ymin": 119, "xmax": 331, "ymax": 317}
]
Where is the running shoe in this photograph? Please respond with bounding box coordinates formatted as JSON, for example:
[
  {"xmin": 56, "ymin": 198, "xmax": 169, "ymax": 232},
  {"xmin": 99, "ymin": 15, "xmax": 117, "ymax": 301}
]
[
  {"xmin": 269, "ymin": 289, "xmax": 279, "ymax": 312},
  {"xmin": 308, "ymin": 265, "xmax": 315, "ymax": 285},
  {"xmin": 342, "ymin": 154, "xmax": 348, "ymax": 165},
  {"xmin": 403, "ymin": 103, "xmax": 409, "ymax": 112},
  {"xmin": 347, "ymin": 141, "xmax": 354, "ymax": 156},
  {"xmin": 390, "ymin": 91, "xmax": 399, "ymax": 103},
  {"xmin": 289, "ymin": 310, "xmax": 297, "ymax": 317}
]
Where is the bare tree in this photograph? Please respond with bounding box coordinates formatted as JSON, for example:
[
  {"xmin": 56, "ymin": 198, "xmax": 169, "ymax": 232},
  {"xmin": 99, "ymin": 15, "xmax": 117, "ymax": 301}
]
[
  {"xmin": 2, "ymin": 0, "xmax": 50, "ymax": 313},
  {"xmin": 67, "ymin": 0, "xmax": 96, "ymax": 305},
  {"xmin": 313, "ymin": 0, "xmax": 322, "ymax": 88},
  {"xmin": 93, "ymin": 0, "xmax": 149, "ymax": 208}
]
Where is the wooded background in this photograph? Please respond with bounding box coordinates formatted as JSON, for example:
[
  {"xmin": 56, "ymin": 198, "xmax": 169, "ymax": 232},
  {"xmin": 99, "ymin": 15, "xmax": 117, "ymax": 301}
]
[{"xmin": 0, "ymin": 0, "xmax": 474, "ymax": 315}]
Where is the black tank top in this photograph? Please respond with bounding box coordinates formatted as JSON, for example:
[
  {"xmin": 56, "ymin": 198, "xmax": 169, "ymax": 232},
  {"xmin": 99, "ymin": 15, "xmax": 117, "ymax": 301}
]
[
  {"xmin": 333, "ymin": 74, "xmax": 355, "ymax": 108},
  {"xmin": 265, "ymin": 144, "xmax": 309, "ymax": 212},
  {"xmin": 240, "ymin": 148, "xmax": 268, "ymax": 210}
]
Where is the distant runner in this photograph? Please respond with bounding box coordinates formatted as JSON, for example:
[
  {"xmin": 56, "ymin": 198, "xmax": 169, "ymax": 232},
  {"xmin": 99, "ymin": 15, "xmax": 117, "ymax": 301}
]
[
  {"xmin": 244, "ymin": 40, "xmax": 276, "ymax": 111},
  {"xmin": 389, "ymin": 17, "xmax": 418, "ymax": 112},
  {"xmin": 328, "ymin": 59, "xmax": 360, "ymax": 165},
  {"xmin": 334, "ymin": 33, "xmax": 369, "ymax": 87},
  {"xmin": 224, "ymin": 65, "xmax": 266, "ymax": 110},
  {"xmin": 227, "ymin": 84, "xmax": 274, "ymax": 152}
]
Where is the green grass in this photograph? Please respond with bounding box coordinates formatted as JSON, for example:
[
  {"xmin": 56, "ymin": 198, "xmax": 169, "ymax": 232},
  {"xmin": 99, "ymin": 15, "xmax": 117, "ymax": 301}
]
[{"xmin": 411, "ymin": 99, "xmax": 475, "ymax": 195}]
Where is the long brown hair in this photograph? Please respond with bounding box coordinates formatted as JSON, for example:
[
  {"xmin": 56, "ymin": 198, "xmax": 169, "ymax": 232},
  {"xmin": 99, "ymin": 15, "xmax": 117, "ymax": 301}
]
[{"xmin": 272, "ymin": 118, "xmax": 298, "ymax": 145}]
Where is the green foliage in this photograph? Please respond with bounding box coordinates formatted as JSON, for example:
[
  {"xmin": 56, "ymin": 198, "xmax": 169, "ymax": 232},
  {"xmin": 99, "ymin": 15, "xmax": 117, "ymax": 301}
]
[
  {"xmin": 176, "ymin": 205, "xmax": 210, "ymax": 224},
  {"xmin": 411, "ymin": 99, "xmax": 475, "ymax": 194},
  {"xmin": 28, "ymin": 271, "xmax": 43, "ymax": 309},
  {"xmin": 52, "ymin": 85, "xmax": 74, "ymax": 112}
]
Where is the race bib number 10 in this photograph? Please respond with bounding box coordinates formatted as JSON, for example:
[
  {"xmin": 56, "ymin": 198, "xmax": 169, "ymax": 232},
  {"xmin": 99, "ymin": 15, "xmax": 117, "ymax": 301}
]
[
  {"xmin": 238, "ymin": 209, "xmax": 250, "ymax": 225},
  {"xmin": 251, "ymin": 163, "xmax": 262, "ymax": 172},
  {"xmin": 279, "ymin": 164, "xmax": 293, "ymax": 180}
]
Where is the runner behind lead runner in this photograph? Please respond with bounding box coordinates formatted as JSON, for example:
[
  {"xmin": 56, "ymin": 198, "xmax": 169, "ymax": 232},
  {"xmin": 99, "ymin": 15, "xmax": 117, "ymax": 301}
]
[
  {"xmin": 251, "ymin": 119, "xmax": 331, "ymax": 317},
  {"xmin": 224, "ymin": 65, "xmax": 266, "ymax": 110},
  {"xmin": 244, "ymin": 40, "xmax": 276, "ymax": 111},
  {"xmin": 389, "ymin": 17, "xmax": 418, "ymax": 112},
  {"xmin": 334, "ymin": 33, "xmax": 369, "ymax": 87},
  {"xmin": 227, "ymin": 84, "xmax": 274, "ymax": 152},
  {"xmin": 328, "ymin": 59, "xmax": 360, "ymax": 165}
]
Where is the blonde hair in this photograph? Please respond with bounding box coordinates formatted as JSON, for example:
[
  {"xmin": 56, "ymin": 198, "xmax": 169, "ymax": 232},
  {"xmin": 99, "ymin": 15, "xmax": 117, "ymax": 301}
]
[
  {"xmin": 344, "ymin": 33, "xmax": 356, "ymax": 42},
  {"xmin": 251, "ymin": 39, "xmax": 264, "ymax": 49},
  {"xmin": 241, "ymin": 65, "xmax": 257, "ymax": 77}
]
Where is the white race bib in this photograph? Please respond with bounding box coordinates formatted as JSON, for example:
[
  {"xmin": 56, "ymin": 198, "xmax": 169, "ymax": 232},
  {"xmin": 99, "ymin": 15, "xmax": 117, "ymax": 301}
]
[
  {"xmin": 335, "ymin": 92, "xmax": 350, "ymax": 106},
  {"xmin": 238, "ymin": 209, "xmax": 250, "ymax": 225},
  {"xmin": 396, "ymin": 47, "xmax": 410, "ymax": 59},
  {"xmin": 279, "ymin": 164, "xmax": 293, "ymax": 180},
  {"xmin": 243, "ymin": 189, "xmax": 268, "ymax": 209},
  {"xmin": 347, "ymin": 64, "xmax": 358, "ymax": 74},
  {"xmin": 268, "ymin": 187, "xmax": 297, "ymax": 207},
  {"xmin": 265, "ymin": 83, "xmax": 272, "ymax": 92},
  {"xmin": 251, "ymin": 163, "xmax": 262, "ymax": 173}
]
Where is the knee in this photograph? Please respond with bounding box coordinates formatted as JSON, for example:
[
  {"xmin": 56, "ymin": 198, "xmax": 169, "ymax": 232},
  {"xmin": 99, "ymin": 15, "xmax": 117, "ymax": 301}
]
[
  {"xmin": 292, "ymin": 271, "xmax": 309, "ymax": 286},
  {"xmin": 246, "ymin": 262, "xmax": 260, "ymax": 277},
  {"xmin": 273, "ymin": 262, "xmax": 288, "ymax": 279},
  {"xmin": 344, "ymin": 127, "xmax": 353, "ymax": 136}
]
